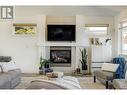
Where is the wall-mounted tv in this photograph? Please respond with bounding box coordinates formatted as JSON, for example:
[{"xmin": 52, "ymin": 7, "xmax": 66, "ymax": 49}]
[{"xmin": 47, "ymin": 25, "xmax": 75, "ymax": 41}]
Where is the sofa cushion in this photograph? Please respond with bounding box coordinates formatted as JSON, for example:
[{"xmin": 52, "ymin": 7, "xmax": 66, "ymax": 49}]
[
  {"xmin": 94, "ymin": 70, "xmax": 114, "ymax": 80},
  {"xmin": 0, "ymin": 56, "xmax": 11, "ymax": 62},
  {"xmin": 0, "ymin": 61, "xmax": 19, "ymax": 72},
  {"xmin": 6, "ymin": 69, "xmax": 21, "ymax": 80},
  {"xmin": 0, "ymin": 68, "xmax": 21, "ymax": 89},
  {"xmin": 0, "ymin": 65, "xmax": 2, "ymax": 73},
  {"xmin": 101, "ymin": 63, "xmax": 119, "ymax": 72},
  {"xmin": 0, "ymin": 73, "xmax": 11, "ymax": 89}
]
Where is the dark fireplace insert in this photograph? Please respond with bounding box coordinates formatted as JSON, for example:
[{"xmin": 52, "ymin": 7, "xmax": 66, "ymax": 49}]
[{"xmin": 50, "ymin": 50, "xmax": 71, "ymax": 63}]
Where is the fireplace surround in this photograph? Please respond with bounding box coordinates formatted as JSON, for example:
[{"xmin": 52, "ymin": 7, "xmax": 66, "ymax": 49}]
[{"xmin": 50, "ymin": 46, "xmax": 71, "ymax": 66}]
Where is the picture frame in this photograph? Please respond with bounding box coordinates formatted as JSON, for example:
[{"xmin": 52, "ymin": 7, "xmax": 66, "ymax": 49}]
[{"xmin": 13, "ymin": 23, "xmax": 37, "ymax": 36}]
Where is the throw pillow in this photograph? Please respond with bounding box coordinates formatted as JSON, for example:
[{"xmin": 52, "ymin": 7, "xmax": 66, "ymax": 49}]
[
  {"xmin": 0, "ymin": 56, "xmax": 12, "ymax": 62},
  {"xmin": 125, "ymin": 71, "xmax": 127, "ymax": 81},
  {"xmin": 0, "ymin": 61, "xmax": 19, "ymax": 72},
  {"xmin": 0, "ymin": 62, "xmax": 3, "ymax": 73},
  {"xmin": 0, "ymin": 65, "xmax": 3, "ymax": 73},
  {"xmin": 101, "ymin": 63, "xmax": 119, "ymax": 72}
]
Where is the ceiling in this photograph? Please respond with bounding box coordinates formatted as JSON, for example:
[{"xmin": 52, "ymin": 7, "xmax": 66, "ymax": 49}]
[{"xmin": 16, "ymin": 6, "xmax": 127, "ymax": 16}]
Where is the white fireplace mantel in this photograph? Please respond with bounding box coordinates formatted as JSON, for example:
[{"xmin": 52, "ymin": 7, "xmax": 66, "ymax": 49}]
[
  {"xmin": 37, "ymin": 42, "xmax": 76, "ymax": 47},
  {"xmin": 37, "ymin": 42, "xmax": 88, "ymax": 47}
]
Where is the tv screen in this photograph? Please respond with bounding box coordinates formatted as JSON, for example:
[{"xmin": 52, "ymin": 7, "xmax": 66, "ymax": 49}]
[{"xmin": 47, "ymin": 25, "xmax": 75, "ymax": 41}]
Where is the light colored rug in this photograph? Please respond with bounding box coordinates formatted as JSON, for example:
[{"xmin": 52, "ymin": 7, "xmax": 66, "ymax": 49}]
[
  {"xmin": 78, "ymin": 77, "xmax": 105, "ymax": 89},
  {"xmin": 16, "ymin": 76, "xmax": 105, "ymax": 89}
]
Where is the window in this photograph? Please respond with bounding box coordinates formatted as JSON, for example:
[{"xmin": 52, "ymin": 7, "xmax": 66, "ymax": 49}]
[
  {"xmin": 85, "ymin": 24, "xmax": 109, "ymax": 35},
  {"xmin": 119, "ymin": 21, "xmax": 127, "ymax": 54}
]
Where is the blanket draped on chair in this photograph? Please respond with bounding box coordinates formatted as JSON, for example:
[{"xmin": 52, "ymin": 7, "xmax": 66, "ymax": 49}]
[{"xmin": 113, "ymin": 57, "xmax": 125, "ymax": 79}]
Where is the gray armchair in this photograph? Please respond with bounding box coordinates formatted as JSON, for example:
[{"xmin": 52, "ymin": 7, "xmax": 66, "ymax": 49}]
[
  {"xmin": 93, "ymin": 70, "xmax": 115, "ymax": 89},
  {"xmin": 93, "ymin": 63, "xmax": 120, "ymax": 89}
]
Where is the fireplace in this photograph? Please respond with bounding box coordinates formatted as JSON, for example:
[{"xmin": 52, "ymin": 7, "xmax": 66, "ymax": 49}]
[{"xmin": 50, "ymin": 46, "xmax": 71, "ymax": 65}]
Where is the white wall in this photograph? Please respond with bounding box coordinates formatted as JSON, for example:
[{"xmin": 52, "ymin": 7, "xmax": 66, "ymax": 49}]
[
  {"xmin": 0, "ymin": 14, "xmax": 46, "ymax": 73},
  {"xmin": 0, "ymin": 7, "xmax": 114, "ymax": 73},
  {"xmin": 0, "ymin": 21, "xmax": 38, "ymax": 73}
]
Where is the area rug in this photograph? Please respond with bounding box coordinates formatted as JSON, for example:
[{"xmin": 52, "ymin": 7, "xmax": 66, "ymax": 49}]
[
  {"xmin": 78, "ymin": 77, "xmax": 105, "ymax": 89},
  {"xmin": 15, "ymin": 76, "xmax": 105, "ymax": 89}
]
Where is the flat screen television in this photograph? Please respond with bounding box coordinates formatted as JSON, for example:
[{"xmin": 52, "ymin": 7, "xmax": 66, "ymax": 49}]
[{"xmin": 47, "ymin": 25, "xmax": 75, "ymax": 41}]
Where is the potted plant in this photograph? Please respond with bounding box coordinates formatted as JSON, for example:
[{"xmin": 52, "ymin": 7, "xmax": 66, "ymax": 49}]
[
  {"xmin": 39, "ymin": 57, "xmax": 51, "ymax": 70},
  {"xmin": 80, "ymin": 48, "xmax": 88, "ymax": 70}
]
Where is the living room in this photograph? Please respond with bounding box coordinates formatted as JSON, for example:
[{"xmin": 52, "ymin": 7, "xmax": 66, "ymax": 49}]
[{"xmin": 0, "ymin": 5, "xmax": 127, "ymax": 90}]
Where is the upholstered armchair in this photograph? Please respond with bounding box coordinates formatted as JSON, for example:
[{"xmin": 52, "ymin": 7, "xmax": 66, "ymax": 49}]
[{"xmin": 93, "ymin": 63, "xmax": 119, "ymax": 89}]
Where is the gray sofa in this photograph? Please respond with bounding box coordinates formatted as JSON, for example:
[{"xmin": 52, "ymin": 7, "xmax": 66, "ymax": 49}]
[{"xmin": 0, "ymin": 56, "xmax": 21, "ymax": 89}]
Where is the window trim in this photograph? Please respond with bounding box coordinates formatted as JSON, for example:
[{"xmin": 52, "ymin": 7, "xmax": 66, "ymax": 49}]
[
  {"xmin": 85, "ymin": 24, "xmax": 109, "ymax": 27},
  {"xmin": 119, "ymin": 21, "xmax": 127, "ymax": 55},
  {"xmin": 85, "ymin": 24, "xmax": 109, "ymax": 36}
]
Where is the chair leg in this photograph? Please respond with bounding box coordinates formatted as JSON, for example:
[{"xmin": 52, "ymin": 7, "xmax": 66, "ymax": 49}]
[
  {"xmin": 106, "ymin": 81, "xmax": 108, "ymax": 89},
  {"xmin": 94, "ymin": 76, "xmax": 96, "ymax": 83}
]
